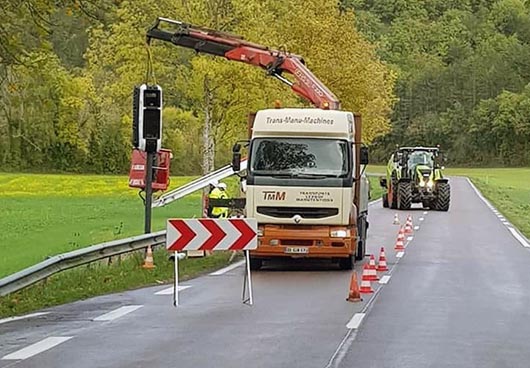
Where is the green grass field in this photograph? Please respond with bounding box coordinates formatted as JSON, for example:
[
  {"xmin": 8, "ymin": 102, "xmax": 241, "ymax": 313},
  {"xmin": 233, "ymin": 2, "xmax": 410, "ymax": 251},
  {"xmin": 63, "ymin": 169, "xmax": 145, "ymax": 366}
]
[
  {"xmin": 0, "ymin": 173, "xmax": 207, "ymax": 278},
  {"xmin": 367, "ymin": 165, "xmax": 530, "ymax": 238}
]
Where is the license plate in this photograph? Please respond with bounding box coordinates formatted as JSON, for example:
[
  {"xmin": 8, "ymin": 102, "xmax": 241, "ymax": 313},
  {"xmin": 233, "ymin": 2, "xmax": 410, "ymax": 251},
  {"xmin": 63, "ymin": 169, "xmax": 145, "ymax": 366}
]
[{"xmin": 285, "ymin": 247, "xmax": 309, "ymax": 254}]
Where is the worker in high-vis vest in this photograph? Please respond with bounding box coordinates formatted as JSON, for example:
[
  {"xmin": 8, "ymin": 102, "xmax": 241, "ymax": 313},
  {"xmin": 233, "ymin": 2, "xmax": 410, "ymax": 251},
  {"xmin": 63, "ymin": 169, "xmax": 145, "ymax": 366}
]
[{"xmin": 209, "ymin": 181, "xmax": 229, "ymax": 218}]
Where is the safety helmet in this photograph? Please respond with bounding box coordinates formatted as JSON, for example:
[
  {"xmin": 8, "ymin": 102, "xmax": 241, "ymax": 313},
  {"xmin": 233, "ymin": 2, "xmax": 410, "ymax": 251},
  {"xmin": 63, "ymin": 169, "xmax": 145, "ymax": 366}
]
[{"xmin": 218, "ymin": 182, "xmax": 227, "ymax": 190}]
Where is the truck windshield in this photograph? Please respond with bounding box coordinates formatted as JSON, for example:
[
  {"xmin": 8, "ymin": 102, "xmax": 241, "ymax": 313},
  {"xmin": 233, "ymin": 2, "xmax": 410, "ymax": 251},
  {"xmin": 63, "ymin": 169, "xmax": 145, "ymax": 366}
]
[{"xmin": 250, "ymin": 138, "xmax": 349, "ymax": 177}]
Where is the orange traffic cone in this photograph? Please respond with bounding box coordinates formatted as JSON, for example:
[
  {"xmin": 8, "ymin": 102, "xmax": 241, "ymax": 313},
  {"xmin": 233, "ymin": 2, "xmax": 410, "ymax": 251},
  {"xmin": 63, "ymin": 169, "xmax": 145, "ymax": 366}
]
[
  {"xmin": 404, "ymin": 215, "xmax": 413, "ymax": 234},
  {"xmin": 394, "ymin": 227, "xmax": 406, "ymax": 251},
  {"xmin": 377, "ymin": 247, "xmax": 389, "ymax": 272},
  {"xmin": 142, "ymin": 245, "xmax": 156, "ymax": 269},
  {"xmin": 367, "ymin": 254, "xmax": 379, "ymax": 281},
  {"xmin": 393, "ymin": 213, "xmax": 400, "ymax": 225},
  {"xmin": 346, "ymin": 271, "xmax": 362, "ymax": 302},
  {"xmin": 359, "ymin": 264, "xmax": 374, "ymax": 293}
]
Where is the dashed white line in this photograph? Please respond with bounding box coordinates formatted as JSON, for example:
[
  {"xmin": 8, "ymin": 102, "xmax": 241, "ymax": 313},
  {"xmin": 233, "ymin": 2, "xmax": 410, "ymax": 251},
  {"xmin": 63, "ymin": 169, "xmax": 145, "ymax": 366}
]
[
  {"xmin": 93, "ymin": 305, "xmax": 143, "ymax": 321},
  {"xmin": 2, "ymin": 336, "xmax": 73, "ymax": 360},
  {"xmin": 414, "ymin": 226, "xmax": 420, "ymax": 230},
  {"xmin": 407, "ymin": 236, "xmax": 414, "ymax": 241},
  {"xmin": 419, "ymin": 217, "xmax": 425, "ymax": 222},
  {"xmin": 209, "ymin": 260, "xmax": 245, "ymax": 275},
  {"xmin": 155, "ymin": 285, "xmax": 191, "ymax": 295},
  {"xmin": 379, "ymin": 275, "xmax": 391, "ymax": 284},
  {"xmin": 423, "ymin": 211, "xmax": 428, "ymax": 215},
  {"xmin": 396, "ymin": 252, "xmax": 404, "ymax": 258},
  {"xmin": 346, "ymin": 313, "xmax": 365, "ymax": 329},
  {"xmin": 0, "ymin": 312, "xmax": 49, "ymax": 325},
  {"xmin": 508, "ymin": 227, "xmax": 530, "ymax": 248}
]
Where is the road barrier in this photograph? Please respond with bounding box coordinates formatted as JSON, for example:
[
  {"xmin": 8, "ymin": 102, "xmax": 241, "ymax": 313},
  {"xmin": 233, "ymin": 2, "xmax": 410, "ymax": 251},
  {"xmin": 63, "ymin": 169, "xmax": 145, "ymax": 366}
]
[{"xmin": 0, "ymin": 231, "xmax": 166, "ymax": 297}]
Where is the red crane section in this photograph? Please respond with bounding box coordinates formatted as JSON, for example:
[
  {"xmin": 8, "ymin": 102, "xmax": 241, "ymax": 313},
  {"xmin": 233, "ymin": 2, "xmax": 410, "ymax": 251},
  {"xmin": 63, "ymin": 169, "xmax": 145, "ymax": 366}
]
[{"xmin": 146, "ymin": 17, "xmax": 341, "ymax": 110}]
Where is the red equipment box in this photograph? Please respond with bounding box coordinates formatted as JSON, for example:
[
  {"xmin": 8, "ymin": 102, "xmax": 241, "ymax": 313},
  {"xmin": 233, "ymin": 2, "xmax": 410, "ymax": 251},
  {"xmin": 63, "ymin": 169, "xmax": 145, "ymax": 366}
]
[{"xmin": 128, "ymin": 148, "xmax": 171, "ymax": 191}]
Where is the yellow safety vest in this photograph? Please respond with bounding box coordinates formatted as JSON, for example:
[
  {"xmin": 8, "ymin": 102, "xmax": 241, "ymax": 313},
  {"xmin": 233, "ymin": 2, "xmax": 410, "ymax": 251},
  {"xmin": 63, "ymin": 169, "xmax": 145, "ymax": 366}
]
[{"xmin": 209, "ymin": 188, "xmax": 229, "ymax": 218}]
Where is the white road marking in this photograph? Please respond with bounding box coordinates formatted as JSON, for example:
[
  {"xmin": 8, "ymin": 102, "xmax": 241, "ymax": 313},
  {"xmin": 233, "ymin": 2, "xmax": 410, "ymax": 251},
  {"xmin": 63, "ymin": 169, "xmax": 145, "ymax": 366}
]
[
  {"xmin": 379, "ymin": 275, "xmax": 391, "ymax": 284},
  {"xmin": 414, "ymin": 226, "xmax": 420, "ymax": 230},
  {"xmin": 467, "ymin": 178, "xmax": 530, "ymax": 250},
  {"xmin": 419, "ymin": 217, "xmax": 425, "ymax": 221},
  {"xmin": 155, "ymin": 285, "xmax": 191, "ymax": 295},
  {"xmin": 508, "ymin": 227, "xmax": 530, "ymax": 248},
  {"xmin": 346, "ymin": 313, "xmax": 365, "ymax": 329},
  {"xmin": 209, "ymin": 260, "xmax": 245, "ymax": 275},
  {"xmin": 368, "ymin": 199, "xmax": 382, "ymax": 207},
  {"xmin": 0, "ymin": 312, "xmax": 49, "ymax": 325},
  {"xmin": 407, "ymin": 236, "xmax": 414, "ymax": 241},
  {"xmin": 396, "ymin": 252, "xmax": 404, "ymax": 258},
  {"xmin": 2, "ymin": 337, "xmax": 73, "ymax": 360},
  {"xmin": 423, "ymin": 211, "xmax": 428, "ymax": 215},
  {"xmin": 93, "ymin": 305, "xmax": 143, "ymax": 321}
]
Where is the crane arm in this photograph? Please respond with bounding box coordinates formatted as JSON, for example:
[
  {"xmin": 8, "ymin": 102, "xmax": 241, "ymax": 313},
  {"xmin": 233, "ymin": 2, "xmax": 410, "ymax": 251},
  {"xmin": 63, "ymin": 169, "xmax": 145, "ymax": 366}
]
[{"xmin": 146, "ymin": 17, "xmax": 341, "ymax": 110}]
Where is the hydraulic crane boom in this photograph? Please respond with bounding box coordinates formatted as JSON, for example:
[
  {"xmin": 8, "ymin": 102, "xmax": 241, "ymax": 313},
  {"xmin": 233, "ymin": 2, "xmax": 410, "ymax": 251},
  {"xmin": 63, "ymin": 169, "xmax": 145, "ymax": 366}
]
[{"xmin": 146, "ymin": 17, "xmax": 341, "ymax": 110}]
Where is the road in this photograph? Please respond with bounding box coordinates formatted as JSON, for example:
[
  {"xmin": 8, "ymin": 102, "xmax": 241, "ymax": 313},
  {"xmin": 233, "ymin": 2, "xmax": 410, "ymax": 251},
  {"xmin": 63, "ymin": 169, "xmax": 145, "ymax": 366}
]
[{"xmin": 1, "ymin": 177, "xmax": 529, "ymax": 367}]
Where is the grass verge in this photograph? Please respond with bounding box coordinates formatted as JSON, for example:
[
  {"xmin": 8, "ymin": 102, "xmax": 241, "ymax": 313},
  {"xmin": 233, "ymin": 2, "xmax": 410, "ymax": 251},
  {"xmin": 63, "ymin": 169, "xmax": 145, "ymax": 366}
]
[{"xmin": 0, "ymin": 249, "xmax": 237, "ymax": 318}]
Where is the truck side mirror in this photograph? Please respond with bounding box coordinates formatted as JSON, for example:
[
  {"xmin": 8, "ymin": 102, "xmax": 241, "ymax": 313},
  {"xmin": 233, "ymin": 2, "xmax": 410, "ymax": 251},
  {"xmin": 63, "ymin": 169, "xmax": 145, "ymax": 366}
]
[
  {"xmin": 360, "ymin": 146, "xmax": 369, "ymax": 165},
  {"xmin": 232, "ymin": 143, "xmax": 241, "ymax": 172}
]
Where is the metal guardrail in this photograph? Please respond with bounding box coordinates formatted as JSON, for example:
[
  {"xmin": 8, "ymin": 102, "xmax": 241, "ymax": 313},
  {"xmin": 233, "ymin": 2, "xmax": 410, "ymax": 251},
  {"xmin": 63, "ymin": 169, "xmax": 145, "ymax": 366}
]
[{"xmin": 0, "ymin": 231, "xmax": 166, "ymax": 297}]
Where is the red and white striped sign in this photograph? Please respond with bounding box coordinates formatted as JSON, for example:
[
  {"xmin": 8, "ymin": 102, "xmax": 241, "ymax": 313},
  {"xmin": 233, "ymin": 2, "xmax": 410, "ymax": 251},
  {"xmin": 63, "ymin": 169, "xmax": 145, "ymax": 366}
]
[{"xmin": 166, "ymin": 219, "xmax": 258, "ymax": 251}]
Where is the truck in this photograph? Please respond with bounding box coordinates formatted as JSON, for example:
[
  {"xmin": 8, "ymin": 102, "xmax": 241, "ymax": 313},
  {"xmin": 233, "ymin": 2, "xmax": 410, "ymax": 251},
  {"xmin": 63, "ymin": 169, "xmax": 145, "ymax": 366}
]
[
  {"xmin": 146, "ymin": 17, "xmax": 370, "ymax": 269},
  {"xmin": 380, "ymin": 146, "xmax": 450, "ymax": 211}
]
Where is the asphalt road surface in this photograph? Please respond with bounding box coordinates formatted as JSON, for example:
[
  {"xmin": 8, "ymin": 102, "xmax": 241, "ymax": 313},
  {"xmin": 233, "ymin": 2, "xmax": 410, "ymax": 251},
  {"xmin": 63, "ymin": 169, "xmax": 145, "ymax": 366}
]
[{"xmin": 1, "ymin": 177, "xmax": 529, "ymax": 368}]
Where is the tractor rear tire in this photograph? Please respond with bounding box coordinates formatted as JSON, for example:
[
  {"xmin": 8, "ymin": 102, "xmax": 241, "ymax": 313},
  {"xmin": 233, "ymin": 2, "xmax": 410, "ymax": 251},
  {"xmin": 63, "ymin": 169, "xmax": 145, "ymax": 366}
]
[
  {"xmin": 435, "ymin": 182, "xmax": 450, "ymax": 211},
  {"xmin": 390, "ymin": 178, "xmax": 398, "ymax": 209},
  {"xmin": 382, "ymin": 193, "xmax": 389, "ymax": 208},
  {"xmin": 397, "ymin": 182, "xmax": 412, "ymax": 210}
]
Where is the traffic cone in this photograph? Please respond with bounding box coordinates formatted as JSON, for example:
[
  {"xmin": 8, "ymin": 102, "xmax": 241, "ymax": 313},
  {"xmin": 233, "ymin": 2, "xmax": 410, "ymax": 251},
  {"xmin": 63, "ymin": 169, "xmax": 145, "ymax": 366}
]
[
  {"xmin": 359, "ymin": 264, "xmax": 374, "ymax": 293},
  {"xmin": 393, "ymin": 213, "xmax": 400, "ymax": 225},
  {"xmin": 394, "ymin": 227, "xmax": 405, "ymax": 251},
  {"xmin": 346, "ymin": 271, "xmax": 362, "ymax": 302},
  {"xmin": 404, "ymin": 216, "xmax": 413, "ymax": 234},
  {"xmin": 366, "ymin": 254, "xmax": 379, "ymax": 281},
  {"xmin": 377, "ymin": 247, "xmax": 389, "ymax": 272},
  {"xmin": 142, "ymin": 245, "xmax": 156, "ymax": 269}
]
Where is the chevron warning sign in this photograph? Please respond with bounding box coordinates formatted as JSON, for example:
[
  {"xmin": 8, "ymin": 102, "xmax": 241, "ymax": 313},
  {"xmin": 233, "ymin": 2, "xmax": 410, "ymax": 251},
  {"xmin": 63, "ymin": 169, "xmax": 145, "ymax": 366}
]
[{"xmin": 166, "ymin": 218, "xmax": 258, "ymax": 251}]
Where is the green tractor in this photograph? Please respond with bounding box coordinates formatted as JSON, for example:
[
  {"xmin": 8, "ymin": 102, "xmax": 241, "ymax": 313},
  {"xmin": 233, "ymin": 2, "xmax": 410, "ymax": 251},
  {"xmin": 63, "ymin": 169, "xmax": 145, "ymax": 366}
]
[{"xmin": 379, "ymin": 146, "xmax": 450, "ymax": 211}]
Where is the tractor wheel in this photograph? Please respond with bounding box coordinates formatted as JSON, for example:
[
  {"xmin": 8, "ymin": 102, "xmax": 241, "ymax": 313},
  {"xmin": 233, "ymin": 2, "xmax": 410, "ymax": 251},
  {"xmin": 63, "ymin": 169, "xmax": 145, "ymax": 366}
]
[
  {"xmin": 397, "ymin": 182, "xmax": 412, "ymax": 210},
  {"xmin": 382, "ymin": 193, "xmax": 389, "ymax": 208},
  {"xmin": 435, "ymin": 182, "xmax": 450, "ymax": 211},
  {"xmin": 355, "ymin": 216, "xmax": 368, "ymax": 261},
  {"xmin": 390, "ymin": 178, "xmax": 398, "ymax": 209}
]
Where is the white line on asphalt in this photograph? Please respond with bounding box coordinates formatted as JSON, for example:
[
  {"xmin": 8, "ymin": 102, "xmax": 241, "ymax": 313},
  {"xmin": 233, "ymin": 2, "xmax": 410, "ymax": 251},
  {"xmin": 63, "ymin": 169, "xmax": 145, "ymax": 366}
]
[
  {"xmin": 379, "ymin": 275, "xmax": 391, "ymax": 284},
  {"xmin": 368, "ymin": 198, "xmax": 382, "ymax": 207},
  {"xmin": 155, "ymin": 285, "xmax": 191, "ymax": 295},
  {"xmin": 407, "ymin": 236, "xmax": 414, "ymax": 241},
  {"xmin": 346, "ymin": 313, "xmax": 365, "ymax": 329},
  {"xmin": 93, "ymin": 305, "xmax": 143, "ymax": 321},
  {"xmin": 396, "ymin": 252, "xmax": 404, "ymax": 258},
  {"xmin": 419, "ymin": 217, "xmax": 425, "ymax": 221},
  {"xmin": 467, "ymin": 178, "xmax": 530, "ymax": 250},
  {"xmin": 508, "ymin": 227, "xmax": 530, "ymax": 248},
  {"xmin": 0, "ymin": 312, "xmax": 49, "ymax": 325},
  {"xmin": 414, "ymin": 226, "xmax": 420, "ymax": 230},
  {"xmin": 209, "ymin": 260, "xmax": 245, "ymax": 275},
  {"xmin": 2, "ymin": 336, "xmax": 73, "ymax": 360},
  {"xmin": 423, "ymin": 211, "xmax": 428, "ymax": 215}
]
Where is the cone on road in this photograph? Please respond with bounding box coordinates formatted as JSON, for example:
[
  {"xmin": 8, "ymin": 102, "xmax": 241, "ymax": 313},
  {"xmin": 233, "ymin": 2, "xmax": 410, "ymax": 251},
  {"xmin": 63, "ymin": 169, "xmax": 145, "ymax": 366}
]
[
  {"xmin": 142, "ymin": 245, "xmax": 156, "ymax": 269},
  {"xmin": 359, "ymin": 264, "xmax": 374, "ymax": 293},
  {"xmin": 366, "ymin": 254, "xmax": 379, "ymax": 281},
  {"xmin": 393, "ymin": 213, "xmax": 400, "ymax": 225},
  {"xmin": 346, "ymin": 271, "xmax": 362, "ymax": 302},
  {"xmin": 377, "ymin": 247, "xmax": 389, "ymax": 272},
  {"xmin": 394, "ymin": 227, "xmax": 406, "ymax": 251},
  {"xmin": 404, "ymin": 216, "xmax": 413, "ymax": 234}
]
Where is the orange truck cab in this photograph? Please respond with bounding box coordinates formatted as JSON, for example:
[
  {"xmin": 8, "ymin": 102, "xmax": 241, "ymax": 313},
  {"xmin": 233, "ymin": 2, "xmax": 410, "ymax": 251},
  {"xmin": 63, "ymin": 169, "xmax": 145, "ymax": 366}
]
[{"xmin": 233, "ymin": 108, "xmax": 370, "ymax": 270}]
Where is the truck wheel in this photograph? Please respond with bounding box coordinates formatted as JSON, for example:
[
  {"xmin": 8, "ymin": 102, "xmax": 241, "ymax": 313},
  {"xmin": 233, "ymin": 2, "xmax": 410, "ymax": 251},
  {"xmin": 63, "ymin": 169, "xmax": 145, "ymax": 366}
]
[
  {"xmin": 382, "ymin": 193, "xmax": 389, "ymax": 208},
  {"xmin": 434, "ymin": 182, "xmax": 450, "ymax": 211},
  {"xmin": 397, "ymin": 182, "xmax": 412, "ymax": 210},
  {"xmin": 355, "ymin": 216, "xmax": 367, "ymax": 261},
  {"xmin": 249, "ymin": 258, "xmax": 263, "ymax": 270},
  {"xmin": 339, "ymin": 255, "xmax": 354, "ymax": 270}
]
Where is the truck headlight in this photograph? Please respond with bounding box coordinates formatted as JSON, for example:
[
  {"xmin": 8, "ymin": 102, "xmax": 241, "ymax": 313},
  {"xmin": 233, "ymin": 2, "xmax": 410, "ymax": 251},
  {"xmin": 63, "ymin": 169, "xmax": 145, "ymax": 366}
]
[{"xmin": 330, "ymin": 230, "xmax": 349, "ymax": 238}]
